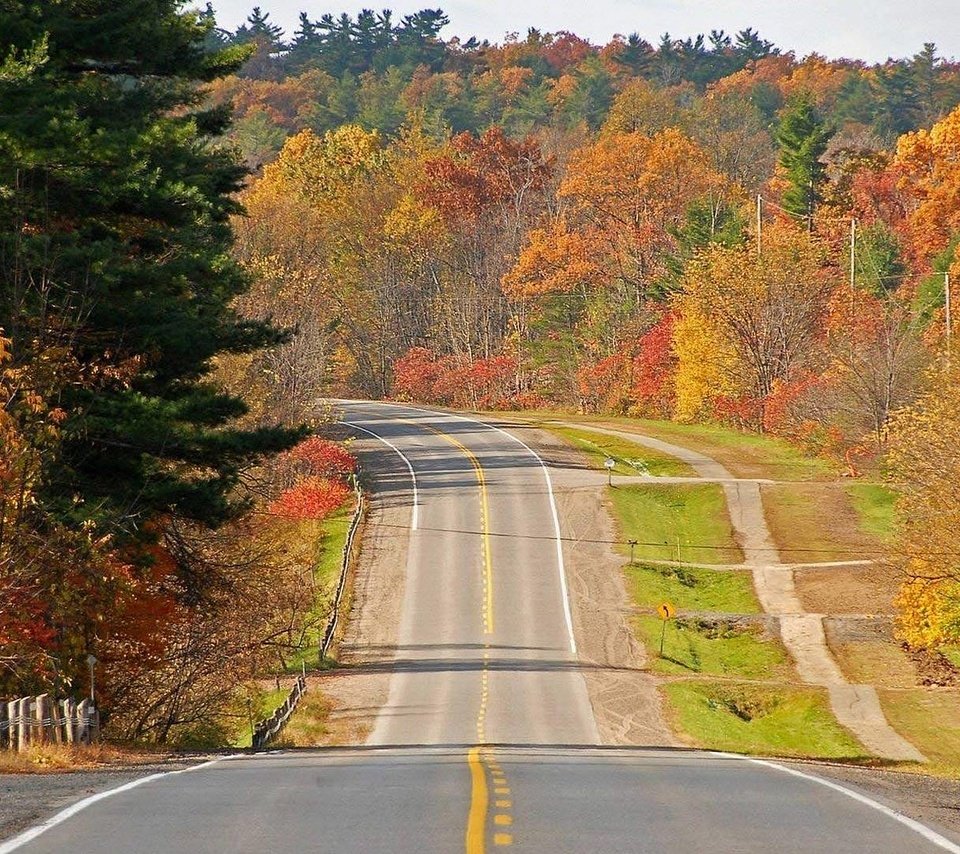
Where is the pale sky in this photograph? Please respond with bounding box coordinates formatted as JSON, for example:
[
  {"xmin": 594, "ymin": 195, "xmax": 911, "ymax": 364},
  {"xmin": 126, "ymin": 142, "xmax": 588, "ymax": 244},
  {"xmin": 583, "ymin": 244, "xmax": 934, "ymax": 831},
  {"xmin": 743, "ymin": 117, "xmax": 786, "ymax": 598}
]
[{"xmin": 208, "ymin": 0, "xmax": 960, "ymax": 64}]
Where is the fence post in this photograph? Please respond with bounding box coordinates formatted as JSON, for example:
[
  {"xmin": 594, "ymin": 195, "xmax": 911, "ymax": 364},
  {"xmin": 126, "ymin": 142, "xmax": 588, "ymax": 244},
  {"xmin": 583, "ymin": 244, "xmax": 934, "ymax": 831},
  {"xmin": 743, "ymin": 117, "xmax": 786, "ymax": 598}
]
[
  {"xmin": 17, "ymin": 698, "xmax": 30, "ymax": 751},
  {"xmin": 77, "ymin": 699, "xmax": 90, "ymax": 744},
  {"xmin": 7, "ymin": 699, "xmax": 19, "ymax": 751},
  {"xmin": 36, "ymin": 694, "xmax": 50, "ymax": 745},
  {"xmin": 0, "ymin": 701, "xmax": 7, "ymax": 750},
  {"xmin": 62, "ymin": 699, "xmax": 76, "ymax": 744},
  {"xmin": 50, "ymin": 697, "xmax": 63, "ymax": 744}
]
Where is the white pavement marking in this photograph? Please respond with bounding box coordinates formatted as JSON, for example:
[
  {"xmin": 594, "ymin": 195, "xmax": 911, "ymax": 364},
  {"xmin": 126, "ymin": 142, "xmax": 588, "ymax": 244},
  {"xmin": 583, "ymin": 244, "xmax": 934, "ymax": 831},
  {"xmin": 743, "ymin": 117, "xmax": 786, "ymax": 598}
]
[
  {"xmin": 342, "ymin": 420, "xmax": 419, "ymax": 531},
  {"xmin": 0, "ymin": 756, "xmax": 240, "ymax": 853},
  {"xmin": 716, "ymin": 753, "xmax": 960, "ymax": 853}
]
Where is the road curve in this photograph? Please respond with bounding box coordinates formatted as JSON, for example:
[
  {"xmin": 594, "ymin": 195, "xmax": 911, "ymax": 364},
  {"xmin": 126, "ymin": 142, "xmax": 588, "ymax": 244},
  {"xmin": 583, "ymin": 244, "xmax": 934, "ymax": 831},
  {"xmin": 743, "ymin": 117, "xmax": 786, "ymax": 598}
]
[{"xmin": 5, "ymin": 401, "xmax": 959, "ymax": 854}]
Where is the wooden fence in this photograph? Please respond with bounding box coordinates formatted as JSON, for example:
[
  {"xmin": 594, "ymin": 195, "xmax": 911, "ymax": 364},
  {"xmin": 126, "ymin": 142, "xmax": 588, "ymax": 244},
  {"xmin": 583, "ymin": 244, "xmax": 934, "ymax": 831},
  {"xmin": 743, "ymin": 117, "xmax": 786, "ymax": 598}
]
[
  {"xmin": 320, "ymin": 475, "xmax": 365, "ymax": 661},
  {"xmin": 0, "ymin": 695, "xmax": 100, "ymax": 751},
  {"xmin": 252, "ymin": 470, "xmax": 365, "ymax": 750},
  {"xmin": 251, "ymin": 675, "xmax": 305, "ymax": 750}
]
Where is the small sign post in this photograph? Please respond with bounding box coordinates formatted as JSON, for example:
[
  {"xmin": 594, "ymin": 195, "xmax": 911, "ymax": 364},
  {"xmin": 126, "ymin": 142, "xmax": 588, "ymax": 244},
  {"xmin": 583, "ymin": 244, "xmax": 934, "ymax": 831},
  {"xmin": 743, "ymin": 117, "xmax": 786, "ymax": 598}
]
[
  {"xmin": 657, "ymin": 602, "xmax": 675, "ymax": 657},
  {"xmin": 604, "ymin": 457, "xmax": 615, "ymax": 486},
  {"xmin": 86, "ymin": 654, "xmax": 98, "ymax": 704}
]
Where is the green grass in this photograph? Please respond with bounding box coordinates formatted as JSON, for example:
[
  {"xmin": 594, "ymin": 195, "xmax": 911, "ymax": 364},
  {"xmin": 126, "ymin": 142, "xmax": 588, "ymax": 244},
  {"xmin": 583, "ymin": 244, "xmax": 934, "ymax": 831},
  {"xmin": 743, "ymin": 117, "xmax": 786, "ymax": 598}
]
[
  {"xmin": 845, "ymin": 483, "xmax": 897, "ymax": 543},
  {"xmin": 550, "ymin": 425, "xmax": 694, "ymax": 477},
  {"xmin": 637, "ymin": 616, "xmax": 788, "ymax": 679},
  {"xmin": 878, "ymin": 688, "xmax": 960, "ymax": 773},
  {"xmin": 609, "ymin": 483, "xmax": 742, "ymax": 564},
  {"xmin": 284, "ymin": 497, "xmax": 357, "ymax": 674},
  {"xmin": 626, "ymin": 562, "xmax": 759, "ymax": 613},
  {"xmin": 224, "ymin": 686, "xmax": 289, "ymax": 748},
  {"xmin": 625, "ymin": 417, "xmax": 834, "ymax": 481},
  {"xmin": 526, "ymin": 412, "xmax": 833, "ymax": 482},
  {"xmin": 665, "ymin": 681, "xmax": 868, "ymax": 759}
]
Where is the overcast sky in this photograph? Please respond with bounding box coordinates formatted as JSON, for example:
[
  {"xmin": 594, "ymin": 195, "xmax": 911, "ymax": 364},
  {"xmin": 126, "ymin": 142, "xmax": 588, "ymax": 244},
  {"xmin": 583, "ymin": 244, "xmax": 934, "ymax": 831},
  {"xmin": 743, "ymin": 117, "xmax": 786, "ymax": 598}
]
[{"xmin": 208, "ymin": 0, "xmax": 960, "ymax": 64}]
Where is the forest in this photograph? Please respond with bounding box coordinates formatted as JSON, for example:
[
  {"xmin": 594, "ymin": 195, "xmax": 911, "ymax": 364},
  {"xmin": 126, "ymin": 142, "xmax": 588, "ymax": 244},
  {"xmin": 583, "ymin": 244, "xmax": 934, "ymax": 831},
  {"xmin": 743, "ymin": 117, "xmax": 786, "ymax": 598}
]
[{"xmin": 1, "ymin": 0, "xmax": 960, "ymax": 742}]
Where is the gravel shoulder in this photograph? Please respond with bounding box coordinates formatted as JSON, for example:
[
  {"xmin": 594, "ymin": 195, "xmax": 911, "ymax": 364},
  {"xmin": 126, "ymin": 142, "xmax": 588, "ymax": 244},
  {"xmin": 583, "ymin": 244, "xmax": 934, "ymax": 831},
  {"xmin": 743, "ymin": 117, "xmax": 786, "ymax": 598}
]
[{"xmin": 310, "ymin": 440, "xmax": 410, "ymax": 746}]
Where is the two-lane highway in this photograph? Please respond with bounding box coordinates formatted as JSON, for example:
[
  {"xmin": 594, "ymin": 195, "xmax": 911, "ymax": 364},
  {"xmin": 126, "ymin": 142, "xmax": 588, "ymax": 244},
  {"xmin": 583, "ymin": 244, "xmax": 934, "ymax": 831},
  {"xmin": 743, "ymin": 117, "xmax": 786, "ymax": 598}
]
[
  {"xmin": 347, "ymin": 401, "xmax": 598, "ymax": 751},
  {"xmin": 5, "ymin": 401, "xmax": 960, "ymax": 854}
]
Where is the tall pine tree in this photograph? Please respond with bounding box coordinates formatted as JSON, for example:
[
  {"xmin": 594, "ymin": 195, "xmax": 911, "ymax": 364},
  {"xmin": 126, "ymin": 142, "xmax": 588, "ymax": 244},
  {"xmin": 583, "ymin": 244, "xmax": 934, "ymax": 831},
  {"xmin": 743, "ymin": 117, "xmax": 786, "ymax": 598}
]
[
  {"xmin": 775, "ymin": 93, "xmax": 834, "ymax": 227},
  {"xmin": 0, "ymin": 0, "xmax": 304, "ymax": 542}
]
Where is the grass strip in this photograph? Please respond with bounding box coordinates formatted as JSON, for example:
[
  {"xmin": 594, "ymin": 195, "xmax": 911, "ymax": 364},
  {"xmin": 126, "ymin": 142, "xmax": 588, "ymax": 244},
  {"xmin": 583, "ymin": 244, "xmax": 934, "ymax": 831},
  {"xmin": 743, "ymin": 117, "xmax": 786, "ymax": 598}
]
[
  {"xmin": 665, "ymin": 681, "xmax": 867, "ymax": 759},
  {"xmin": 626, "ymin": 562, "xmax": 759, "ymax": 613},
  {"xmin": 609, "ymin": 483, "xmax": 742, "ymax": 564},
  {"xmin": 550, "ymin": 425, "xmax": 694, "ymax": 477},
  {"xmin": 636, "ymin": 615, "xmax": 787, "ymax": 679},
  {"xmin": 845, "ymin": 482, "xmax": 897, "ymax": 543}
]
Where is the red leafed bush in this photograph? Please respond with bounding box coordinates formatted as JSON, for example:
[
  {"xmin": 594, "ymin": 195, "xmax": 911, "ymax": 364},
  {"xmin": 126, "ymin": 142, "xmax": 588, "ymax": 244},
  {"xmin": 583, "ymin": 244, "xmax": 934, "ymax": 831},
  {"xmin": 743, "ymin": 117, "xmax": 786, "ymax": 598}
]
[
  {"xmin": 288, "ymin": 437, "xmax": 356, "ymax": 479},
  {"xmin": 577, "ymin": 351, "xmax": 631, "ymax": 413},
  {"xmin": 391, "ymin": 347, "xmax": 519, "ymax": 409},
  {"xmin": 269, "ymin": 477, "xmax": 351, "ymax": 520},
  {"xmin": 391, "ymin": 347, "xmax": 447, "ymax": 403}
]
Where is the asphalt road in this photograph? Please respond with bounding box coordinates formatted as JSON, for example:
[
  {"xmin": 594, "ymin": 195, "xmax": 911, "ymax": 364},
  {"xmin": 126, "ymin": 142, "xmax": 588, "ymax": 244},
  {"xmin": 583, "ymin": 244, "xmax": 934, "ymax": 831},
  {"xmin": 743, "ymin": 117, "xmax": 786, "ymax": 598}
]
[{"xmin": 6, "ymin": 401, "xmax": 960, "ymax": 854}]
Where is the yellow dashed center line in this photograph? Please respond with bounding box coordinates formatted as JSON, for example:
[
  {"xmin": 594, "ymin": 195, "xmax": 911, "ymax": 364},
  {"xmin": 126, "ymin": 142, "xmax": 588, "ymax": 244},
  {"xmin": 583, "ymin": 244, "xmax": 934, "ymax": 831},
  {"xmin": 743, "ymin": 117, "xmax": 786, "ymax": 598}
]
[{"xmin": 404, "ymin": 419, "xmax": 513, "ymax": 851}]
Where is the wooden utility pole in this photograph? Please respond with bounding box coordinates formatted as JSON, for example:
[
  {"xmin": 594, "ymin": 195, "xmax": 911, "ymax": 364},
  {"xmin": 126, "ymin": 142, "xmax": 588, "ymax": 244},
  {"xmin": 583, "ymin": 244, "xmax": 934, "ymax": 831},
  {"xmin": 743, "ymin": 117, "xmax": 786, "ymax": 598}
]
[
  {"xmin": 850, "ymin": 218, "xmax": 857, "ymax": 291},
  {"xmin": 756, "ymin": 194, "xmax": 762, "ymax": 257},
  {"xmin": 947, "ymin": 271, "xmax": 952, "ymax": 364}
]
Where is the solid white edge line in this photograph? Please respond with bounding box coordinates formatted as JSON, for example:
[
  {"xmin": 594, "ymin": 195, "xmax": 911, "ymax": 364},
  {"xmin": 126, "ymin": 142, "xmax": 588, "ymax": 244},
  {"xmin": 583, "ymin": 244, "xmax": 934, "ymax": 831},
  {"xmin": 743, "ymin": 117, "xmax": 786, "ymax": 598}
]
[
  {"xmin": 0, "ymin": 755, "xmax": 243, "ymax": 853},
  {"xmin": 343, "ymin": 401, "xmax": 575, "ymax": 656},
  {"xmin": 341, "ymin": 420, "xmax": 419, "ymax": 531},
  {"xmin": 474, "ymin": 420, "xmax": 577, "ymax": 657},
  {"xmin": 713, "ymin": 751, "xmax": 960, "ymax": 853}
]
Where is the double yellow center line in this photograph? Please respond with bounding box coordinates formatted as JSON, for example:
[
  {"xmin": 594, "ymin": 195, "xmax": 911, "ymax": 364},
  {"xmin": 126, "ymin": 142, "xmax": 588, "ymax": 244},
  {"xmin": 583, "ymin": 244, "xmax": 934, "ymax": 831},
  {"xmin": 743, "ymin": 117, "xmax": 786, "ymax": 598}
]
[
  {"xmin": 409, "ymin": 419, "xmax": 513, "ymax": 851},
  {"xmin": 418, "ymin": 424, "xmax": 494, "ymax": 635}
]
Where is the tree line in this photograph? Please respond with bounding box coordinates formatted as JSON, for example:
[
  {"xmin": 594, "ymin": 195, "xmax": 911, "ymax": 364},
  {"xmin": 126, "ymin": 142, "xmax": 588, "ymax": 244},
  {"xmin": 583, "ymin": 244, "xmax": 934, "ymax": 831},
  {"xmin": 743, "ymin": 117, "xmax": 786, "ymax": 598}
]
[{"xmin": 227, "ymin": 8, "xmax": 960, "ymax": 655}]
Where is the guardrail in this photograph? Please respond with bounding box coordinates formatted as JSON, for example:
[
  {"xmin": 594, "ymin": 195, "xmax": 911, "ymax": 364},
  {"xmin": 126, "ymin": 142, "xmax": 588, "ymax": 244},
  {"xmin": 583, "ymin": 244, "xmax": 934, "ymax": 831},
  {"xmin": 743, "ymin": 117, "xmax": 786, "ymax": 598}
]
[
  {"xmin": 320, "ymin": 473, "xmax": 365, "ymax": 662},
  {"xmin": 0, "ymin": 695, "xmax": 99, "ymax": 751}
]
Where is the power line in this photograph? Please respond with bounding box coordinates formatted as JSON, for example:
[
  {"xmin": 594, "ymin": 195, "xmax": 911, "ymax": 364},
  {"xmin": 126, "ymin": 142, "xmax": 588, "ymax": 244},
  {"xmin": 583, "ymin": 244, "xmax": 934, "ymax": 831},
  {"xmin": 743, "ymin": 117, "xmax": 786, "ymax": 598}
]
[{"xmin": 368, "ymin": 520, "xmax": 954, "ymax": 560}]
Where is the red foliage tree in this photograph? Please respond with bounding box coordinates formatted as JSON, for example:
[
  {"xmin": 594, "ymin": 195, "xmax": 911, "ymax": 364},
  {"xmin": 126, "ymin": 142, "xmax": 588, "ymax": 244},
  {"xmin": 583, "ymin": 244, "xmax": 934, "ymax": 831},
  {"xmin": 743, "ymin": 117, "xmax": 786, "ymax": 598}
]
[
  {"xmin": 270, "ymin": 478, "xmax": 351, "ymax": 521},
  {"xmin": 287, "ymin": 437, "xmax": 356, "ymax": 479}
]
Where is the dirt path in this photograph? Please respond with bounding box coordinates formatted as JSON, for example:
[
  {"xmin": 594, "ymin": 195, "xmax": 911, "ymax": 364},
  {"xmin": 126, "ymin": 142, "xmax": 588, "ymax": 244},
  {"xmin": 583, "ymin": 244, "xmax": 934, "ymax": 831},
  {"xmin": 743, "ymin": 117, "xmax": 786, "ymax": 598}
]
[{"xmin": 549, "ymin": 421, "xmax": 924, "ymax": 763}]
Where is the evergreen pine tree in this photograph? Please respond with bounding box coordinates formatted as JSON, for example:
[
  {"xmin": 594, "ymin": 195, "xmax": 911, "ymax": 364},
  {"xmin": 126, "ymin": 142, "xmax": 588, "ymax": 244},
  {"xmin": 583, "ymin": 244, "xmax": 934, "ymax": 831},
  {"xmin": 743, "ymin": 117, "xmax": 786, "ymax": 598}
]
[
  {"xmin": 0, "ymin": 0, "xmax": 304, "ymax": 541},
  {"xmin": 775, "ymin": 94, "xmax": 835, "ymax": 227}
]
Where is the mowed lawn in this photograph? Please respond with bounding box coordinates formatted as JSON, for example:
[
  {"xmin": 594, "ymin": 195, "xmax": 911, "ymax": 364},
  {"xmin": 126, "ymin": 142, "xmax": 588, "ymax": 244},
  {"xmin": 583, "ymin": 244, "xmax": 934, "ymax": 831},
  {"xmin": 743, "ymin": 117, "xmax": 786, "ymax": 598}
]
[{"xmin": 609, "ymin": 482, "xmax": 742, "ymax": 565}]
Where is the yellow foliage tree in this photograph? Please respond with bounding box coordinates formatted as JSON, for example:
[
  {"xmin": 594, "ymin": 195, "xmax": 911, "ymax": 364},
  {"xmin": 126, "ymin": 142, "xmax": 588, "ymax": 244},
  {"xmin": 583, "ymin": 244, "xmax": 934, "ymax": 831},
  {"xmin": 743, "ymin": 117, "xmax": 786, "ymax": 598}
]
[
  {"xmin": 671, "ymin": 307, "xmax": 741, "ymax": 421},
  {"xmin": 501, "ymin": 223, "xmax": 604, "ymax": 298},
  {"xmin": 601, "ymin": 79, "xmax": 691, "ymax": 135},
  {"xmin": 888, "ymin": 365, "xmax": 960, "ymax": 648},
  {"xmin": 673, "ymin": 223, "xmax": 836, "ymax": 418}
]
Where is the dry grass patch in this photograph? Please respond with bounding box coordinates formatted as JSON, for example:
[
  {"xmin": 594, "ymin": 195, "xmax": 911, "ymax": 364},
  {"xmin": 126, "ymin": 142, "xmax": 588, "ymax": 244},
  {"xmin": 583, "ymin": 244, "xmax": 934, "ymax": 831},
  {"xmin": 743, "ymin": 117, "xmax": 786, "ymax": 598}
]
[
  {"xmin": 273, "ymin": 690, "xmax": 332, "ymax": 747},
  {"xmin": 761, "ymin": 482, "xmax": 880, "ymax": 563},
  {"xmin": 827, "ymin": 640, "xmax": 918, "ymax": 689},
  {"xmin": 795, "ymin": 566, "xmax": 898, "ymax": 615},
  {"xmin": 878, "ymin": 689, "xmax": 960, "ymax": 775},
  {"xmin": 0, "ymin": 743, "xmax": 172, "ymax": 774}
]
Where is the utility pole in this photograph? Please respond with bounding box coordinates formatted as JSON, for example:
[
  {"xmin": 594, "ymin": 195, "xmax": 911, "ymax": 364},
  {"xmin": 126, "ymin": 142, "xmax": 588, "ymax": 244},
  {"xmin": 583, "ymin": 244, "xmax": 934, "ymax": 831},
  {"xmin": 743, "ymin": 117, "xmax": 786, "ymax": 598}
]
[
  {"xmin": 850, "ymin": 218, "xmax": 857, "ymax": 291},
  {"xmin": 756, "ymin": 194, "xmax": 762, "ymax": 257},
  {"xmin": 947, "ymin": 271, "xmax": 953, "ymax": 365}
]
